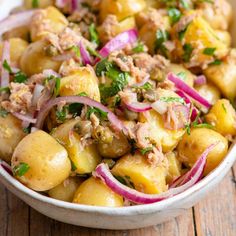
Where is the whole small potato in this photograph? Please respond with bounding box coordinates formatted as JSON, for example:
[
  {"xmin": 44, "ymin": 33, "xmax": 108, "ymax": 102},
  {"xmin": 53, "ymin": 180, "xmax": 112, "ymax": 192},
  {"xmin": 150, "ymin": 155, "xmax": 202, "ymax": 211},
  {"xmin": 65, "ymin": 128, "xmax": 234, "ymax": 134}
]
[
  {"xmin": 205, "ymin": 99, "xmax": 236, "ymax": 136},
  {"xmin": 0, "ymin": 38, "xmax": 28, "ymax": 67},
  {"xmin": 100, "ymin": 0, "xmax": 146, "ymax": 22},
  {"xmin": 73, "ymin": 177, "xmax": 123, "ymax": 207},
  {"xmin": 48, "ymin": 177, "xmax": 83, "ymax": 202},
  {"xmin": 177, "ymin": 128, "xmax": 228, "ymax": 175},
  {"xmin": 0, "ymin": 113, "xmax": 26, "ymax": 163},
  {"xmin": 11, "ymin": 130, "xmax": 71, "ymax": 191},
  {"xmin": 20, "ymin": 39, "xmax": 61, "ymax": 76},
  {"xmin": 195, "ymin": 83, "xmax": 221, "ymax": 105},
  {"xmin": 3, "ymin": 26, "xmax": 29, "ymax": 41},
  {"xmin": 59, "ymin": 66, "xmax": 100, "ymax": 101}
]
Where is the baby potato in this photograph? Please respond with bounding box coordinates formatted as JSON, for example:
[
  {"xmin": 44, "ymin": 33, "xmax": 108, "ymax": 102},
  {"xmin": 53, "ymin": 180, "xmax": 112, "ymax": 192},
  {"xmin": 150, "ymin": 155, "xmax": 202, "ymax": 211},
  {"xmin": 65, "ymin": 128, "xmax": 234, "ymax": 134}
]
[
  {"xmin": 3, "ymin": 26, "xmax": 29, "ymax": 41},
  {"xmin": 99, "ymin": 0, "xmax": 146, "ymax": 22},
  {"xmin": 195, "ymin": 83, "xmax": 221, "ymax": 105},
  {"xmin": 139, "ymin": 110, "xmax": 185, "ymax": 153},
  {"xmin": 205, "ymin": 99, "xmax": 236, "ymax": 136},
  {"xmin": 73, "ymin": 177, "xmax": 123, "ymax": 207},
  {"xmin": 0, "ymin": 113, "xmax": 26, "ymax": 163},
  {"xmin": 11, "ymin": 130, "xmax": 71, "ymax": 191},
  {"xmin": 24, "ymin": 0, "xmax": 54, "ymax": 9},
  {"xmin": 52, "ymin": 119, "xmax": 101, "ymax": 174},
  {"xmin": 0, "ymin": 38, "xmax": 28, "ymax": 67},
  {"xmin": 59, "ymin": 66, "xmax": 100, "ymax": 101},
  {"xmin": 166, "ymin": 152, "xmax": 181, "ymax": 184},
  {"xmin": 166, "ymin": 64, "xmax": 195, "ymax": 87},
  {"xmin": 20, "ymin": 39, "xmax": 61, "ymax": 76},
  {"xmin": 112, "ymin": 153, "xmax": 168, "ymax": 194},
  {"xmin": 204, "ymin": 52, "xmax": 236, "ymax": 100},
  {"xmin": 30, "ymin": 6, "xmax": 68, "ymax": 42},
  {"xmin": 177, "ymin": 128, "xmax": 228, "ymax": 175},
  {"xmin": 215, "ymin": 30, "xmax": 231, "ymax": 48},
  {"xmin": 97, "ymin": 131, "xmax": 130, "ymax": 159},
  {"xmin": 48, "ymin": 177, "xmax": 83, "ymax": 202}
]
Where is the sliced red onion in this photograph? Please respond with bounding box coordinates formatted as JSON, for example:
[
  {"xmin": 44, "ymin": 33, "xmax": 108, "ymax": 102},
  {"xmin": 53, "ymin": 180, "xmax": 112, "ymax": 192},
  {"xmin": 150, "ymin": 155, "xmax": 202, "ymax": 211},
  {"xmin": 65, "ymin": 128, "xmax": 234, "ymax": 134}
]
[
  {"xmin": 42, "ymin": 69, "xmax": 61, "ymax": 78},
  {"xmin": 0, "ymin": 161, "xmax": 13, "ymax": 176},
  {"xmin": 35, "ymin": 96, "xmax": 127, "ymax": 133},
  {"xmin": 95, "ymin": 143, "xmax": 216, "ymax": 204},
  {"xmin": 12, "ymin": 112, "xmax": 37, "ymax": 124},
  {"xmin": 0, "ymin": 10, "xmax": 35, "ymax": 39},
  {"xmin": 32, "ymin": 84, "xmax": 45, "ymax": 107},
  {"xmin": 167, "ymin": 73, "xmax": 211, "ymax": 109},
  {"xmin": 1, "ymin": 40, "xmax": 10, "ymax": 88},
  {"xmin": 98, "ymin": 29, "xmax": 138, "ymax": 59},
  {"xmin": 55, "ymin": 0, "xmax": 67, "ymax": 8},
  {"xmin": 71, "ymin": 0, "xmax": 78, "ymax": 12},
  {"xmin": 124, "ymin": 102, "xmax": 152, "ymax": 113},
  {"xmin": 151, "ymin": 100, "xmax": 168, "ymax": 115},
  {"xmin": 194, "ymin": 75, "xmax": 206, "ymax": 86},
  {"xmin": 79, "ymin": 41, "xmax": 92, "ymax": 65}
]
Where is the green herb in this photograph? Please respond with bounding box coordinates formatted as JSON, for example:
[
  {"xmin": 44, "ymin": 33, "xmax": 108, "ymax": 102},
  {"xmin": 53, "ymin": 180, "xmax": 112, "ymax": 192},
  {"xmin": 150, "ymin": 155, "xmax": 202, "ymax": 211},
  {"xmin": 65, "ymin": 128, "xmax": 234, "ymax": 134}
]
[
  {"xmin": 3, "ymin": 60, "xmax": 12, "ymax": 73},
  {"xmin": 134, "ymin": 82, "xmax": 153, "ymax": 90},
  {"xmin": 71, "ymin": 161, "xmax": 77, "ymax": 171},
  {"xmin": 56, "ymin": 107, "xmax": 67, "ymax": 122},
  {"xmin": 203, "ymin": 47, "xmax": 216, "ymax": 56},
  {"xmin": 87, "ymin": 46, "xmax": 102, "ymax": 58},
  {"xmin": 180, "ymin": 0, "xmax": 190, "ymax": 9},
  {"xmin": 53, "ymin": 77, "xmax": 61, "ymax": 97},
  {"xmin": 185, "ymin": 123, "xmax": 191, "ymax": 135},
  {"xmin": 160, "ymin": 96, "xmax": 185, "ymax": 105},
  {"xmin": 86, "ymin": 107, "xmax": 108, "ymax": 119},
  {"xmin": 193, "ymin": 123, "xmax": 214, "ymax": 129},
  {"xmin": 0, "ymin": 87, "xmax": 10, "ymax": 93},
  {"xmin": 78, "ymin": 92, "xmax": 88, "ymax": 96},
  {"xmin": 177, "ymin": 71, "xmax": 187, "ymax": 80},
  {"xmin": 32, "ymin": 0, "xmax": 39, "ymax": 8},
  {"xmin": 13, "ymin": 162, "xmax": 30, "ymax": 177},
  {"xmin": 140, "ymin": 147, "xmax": 153, "ymax": 155},
  {"xmin": 68, "ymin": 103, "xmax": 82, "ymax": 117},
  {"xmin": 23, "ymin": 127, "xmax": 30, "ymax": 134},
  {"xmin": 178, "ymin": 28, "xmax": 187, "ymax": 41},
  {"xmin": 182, "ymin": 44, "xmax": 193, "ymax": 62},
  {"xmin": 155, "ymin": 30, "xmax": 169, "ymax": 55},
  {"xmin": 95, "ymin": 58, "xmax": 113, "ymax": 76},
  {"xmin": 168, "ymin": 8, "xmax": 182, "ymax": 25},
  {"xmin": 71, "ymin": 45, "xmax": 81, "ymax": 58},
  {"xmin": 89, "ymin": 23, "xmax": 100, "ymax": 45},
  {"xmin": 196, "ymin": 0, "xmax": 213, "ymax": 3},
  {"xmin": 13, "ymin": 71, "xmax": 27, "ymax": 83},
  {"xmin": 114, "ymin": 175, "xmax": 135, "ymax": 188},
  {"xmin": 132, "ymin": 41, "xmax": 145, "ymax": 53},
  {"xmin": 209, "ymin": 59, "xmax": 222, "ymax": 66},
  {"xmin": 222, "ymin": 103, "xmax": 227, "ymax": 113},
  {"xmin": 0, "ymin": 108, "xmax": 9, "ymax": 118}
]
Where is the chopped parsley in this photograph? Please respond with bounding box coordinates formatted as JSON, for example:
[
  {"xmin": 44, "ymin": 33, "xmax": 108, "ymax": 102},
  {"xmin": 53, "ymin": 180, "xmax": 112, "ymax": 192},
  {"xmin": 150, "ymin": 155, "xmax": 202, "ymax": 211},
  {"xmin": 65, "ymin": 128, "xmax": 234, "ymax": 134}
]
[
  {"xmin": 168, "ymin": 8, "xmax": 182, "ymax": 25},
  {"xmin": 203, "ymin": 47, "xmax": 216, "ymax": 56},
  {"xmin": 193, "ymin": 123, "xmax": 214, "ymax": 129},
  {"xmin": 86, "ymin": 107, "xmax": 108, "ymax": 119},
  {"xmin": 133, "ymin": 82, "xmax": 153, "ymax": 90},
  {"xmin": 114, "ymin": 175, "xmax": 135, "ymax": 188},
  {"xmin": 177, "ymin": 71, "xmax": 187, "ymax": 81},
  {"xmin": 13, "ymin": 71, "xmax": 27, "ymax": 83},
  {"xmin": 71, "ymin": 161, "xmax": 77, "ymax": 171},
  {"xmin": 23, "ymin": 127, "xmax": 31, "ymax": 134},
  {"xmin": 209, "ymin": 59, "xmax": 222, "ymax": 66},
  {"xmin": 140, "ymin": 147, "xmax": 153, "ymax": 155},
  {"xmin": 160, "ymin": 96, "xmax": 185, "ymax": 105},
  {"xmin": 155, "ymin": 30, "xmax": 170, "ymax": 56},
  {"xmin": 3, "ymin": 60, "xmax": 12, "ymax": 73},
  {"xmin": 32, "ymin": 0, "xmax": 39, "ymax": 8},
  {"xmin": 56, "ymin": 107, "xmax": 67, "ymax": 122},
  {"xmin": 0, "ymin": 87, "xmax": 10, "ymax": 93},
  {"xmin": 182, "ymin": 44, "xmax": 193, "ymax": 62},
  {"xmin": 53, "ymin": 77, "xmax": 61, "ymax": 97},
  {"xmin": 132, "ymin": 41, "xmax": 145, "ymax": 53},
  {"xmin": 89, "ymin": 23, "xmax": 100, "ymax": 45},
  {"xmin": 222, "ymin": 103, "xmax": 227, "ymax": 113},
  {"xmin": 71, "ymin": 45, "xmax": 81, "ymax": 58},
  {"xmin": 180, "ymin": 0, "xmax": 190, "ymax": 9},
  {"xmin": 0, "ymin": 108, "xmax": 9, "ymax": 118},
  {"xmin": 87, "ymin": 46, "xmax": 102, "ymax": 58},
  {"xmin": 13, "ymin": 162, "xmax": 30, "ymax": 177}
]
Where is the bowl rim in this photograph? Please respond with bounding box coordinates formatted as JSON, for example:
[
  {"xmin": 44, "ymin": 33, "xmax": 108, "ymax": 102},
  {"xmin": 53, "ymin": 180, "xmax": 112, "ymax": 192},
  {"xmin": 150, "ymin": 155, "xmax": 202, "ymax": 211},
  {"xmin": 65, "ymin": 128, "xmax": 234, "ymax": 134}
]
[{"xmin": 1, "ymin": 143, "xmax": 235, "ymax": 216}]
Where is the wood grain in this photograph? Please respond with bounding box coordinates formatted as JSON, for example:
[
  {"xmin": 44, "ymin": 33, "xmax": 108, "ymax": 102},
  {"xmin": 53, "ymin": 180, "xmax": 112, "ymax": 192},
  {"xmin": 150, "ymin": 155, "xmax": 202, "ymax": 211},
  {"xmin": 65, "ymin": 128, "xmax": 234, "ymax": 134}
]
[{"xmin": 1, "ymin": 165, "xmax": 236, "ymax": 236}]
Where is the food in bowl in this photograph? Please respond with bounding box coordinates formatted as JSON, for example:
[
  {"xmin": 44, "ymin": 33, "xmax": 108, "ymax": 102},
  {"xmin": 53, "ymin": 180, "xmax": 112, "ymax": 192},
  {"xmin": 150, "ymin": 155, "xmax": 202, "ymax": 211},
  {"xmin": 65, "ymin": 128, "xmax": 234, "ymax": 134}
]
[{"xmin": 0, "ymin": 0, "xmax": 235, "ymax": 207}]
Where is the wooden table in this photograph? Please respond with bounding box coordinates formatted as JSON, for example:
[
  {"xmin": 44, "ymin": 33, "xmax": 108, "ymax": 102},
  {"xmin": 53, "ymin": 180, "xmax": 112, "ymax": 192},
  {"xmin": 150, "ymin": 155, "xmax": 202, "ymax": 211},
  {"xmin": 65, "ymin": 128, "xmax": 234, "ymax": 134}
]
[{"xmin": 1, "ymin": 165, "xmax": 236, "ymax": 236}]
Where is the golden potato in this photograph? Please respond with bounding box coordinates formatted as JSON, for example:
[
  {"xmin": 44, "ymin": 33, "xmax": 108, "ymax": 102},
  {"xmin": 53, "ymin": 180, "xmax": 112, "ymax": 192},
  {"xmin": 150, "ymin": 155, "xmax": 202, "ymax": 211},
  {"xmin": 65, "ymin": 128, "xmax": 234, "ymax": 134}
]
[
  {"xmin": 100, "ymin": 0, "xmax": 146, "ymax": 22},
  {"xmin": 52, "ymin": 119, "xmax": 101, "ymax": 174},
  {"xmin": 30, "ymin": 6, "xmax": 68, "ymax": 42},
  {"xmin": 167, "ymin": 64, "xmax": 195, "ymax": 87},
  {"xmin": 177, "ymin": 128, "xmax": 228, "ymax": 175},
  {"xmin": 166, "ymin": 152, "xmax": 181, "ymax": 184},
  {"xmin": 11, "ymin": 130, "xmax": 71, "ymax": 191},
  {"xmin": 20, "ymin": 39, "xmax": 61, "ymax": 76},
  {"xmin": 215, "ymin": 30, "xmax": 231, "ymax": 47},
  {"xmin": 59, "ymin": 66, "xmax": 100, "ymax": 101},
  {"xmin": 24, "ymin": 0, "xmax": 54, "ymax": 9},
  {"xmin": 3, "ymin": 26, "xmax": 29, "ymax": 41},
  {"xmin": 48, "ymin": 177, "xmax": 83, "ymax": 202},
  {"xmin": 0, "ymin": 113, "xmax": 26, "ymax": 163},
  {"xmin": 204, "ymin": 52, "xmax": 236, "ymax": 100},
  {"xmin": 205, "ymin": 99, "xmax": 236, "ymax": 136},
  {"xmin": 73, "ymin": 177, "xmax": 123, "ymax": 207},
  {"xmin": 195, "ymin": 83, "xmax": 221, "ymax": 105},
  {"xmin": 0, "ymin": 38, "xmax": 28, "ymax": 67},
  {"xmin": 112, "ymin": 153, "xmax": 168, "ymax": 194}
]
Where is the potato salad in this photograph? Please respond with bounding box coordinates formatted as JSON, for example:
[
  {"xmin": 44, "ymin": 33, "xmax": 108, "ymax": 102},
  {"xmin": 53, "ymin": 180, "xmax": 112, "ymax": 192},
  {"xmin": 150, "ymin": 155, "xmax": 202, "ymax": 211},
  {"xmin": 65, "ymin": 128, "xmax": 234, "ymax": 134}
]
[{"xmin": 0, "ymin": 0, "xmax": 235, "ymax": 206}]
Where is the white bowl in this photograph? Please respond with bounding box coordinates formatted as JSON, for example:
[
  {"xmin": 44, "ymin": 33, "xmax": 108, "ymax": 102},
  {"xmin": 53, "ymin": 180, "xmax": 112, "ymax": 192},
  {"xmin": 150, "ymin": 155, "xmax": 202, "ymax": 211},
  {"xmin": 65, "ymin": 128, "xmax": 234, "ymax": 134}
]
[{"xmin": 0, "ymin": 0, "xmax": 236, "ymax": 230}]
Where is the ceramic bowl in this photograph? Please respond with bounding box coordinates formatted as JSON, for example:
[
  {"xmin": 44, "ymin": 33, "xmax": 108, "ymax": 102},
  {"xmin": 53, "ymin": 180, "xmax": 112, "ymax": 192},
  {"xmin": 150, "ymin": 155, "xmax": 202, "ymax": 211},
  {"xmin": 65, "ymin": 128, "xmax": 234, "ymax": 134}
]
[{"xmin": 0, "ymin": 0, "xmax": 236, "ymax": 230}]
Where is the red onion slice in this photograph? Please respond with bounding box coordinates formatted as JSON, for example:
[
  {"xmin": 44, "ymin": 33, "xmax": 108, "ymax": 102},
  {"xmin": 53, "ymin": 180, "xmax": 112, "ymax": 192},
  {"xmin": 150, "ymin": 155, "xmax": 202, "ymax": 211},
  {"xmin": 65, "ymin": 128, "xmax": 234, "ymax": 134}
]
[
  {"xmin": 167, "ymin": 73, "xmax": 211, "ymax": 109},
  {"xmin": 1, "ymin": 40, "xmax": 10, "ymax": 88},
  {"xmin": 12, "ymin": 112, "xmax": 37, "ymax": 124},
  {"xmin": 55, "ymin": 0, "xmax": 67, "ymax": 8},
  {"xmin": 35, "ymin": 96, "xmax": 127, "ymax": 133},
  {"xmin": 32, "ymin": 84, "xmax": 45, "ymax": 107},
  {"xmin": 0, "ymin": 10, "xmax": 35, "ymax": 39},
  {"xmin": 124, "ymin": 102, "xmax": 152, "ymax": 113},
  {"xmin": 0, "ymin": 161, "xmax": 13, "ymax": 176},
  {"xmin": 151, "ymin": 100, "xmax": 168, "ymax": 115},
  {"xmin": 95, "ymin": 143, "xmax": 216, "ymax": 204},
  {"xmin": 194, "ymin": 75, "xmax": 206, "ymax": 86},
  {"xmin": 79, "ymin": 41, "xmax": 93, "ymax": 65},
  {"xmin": 98, "ymin": 29, "xmax": 138, "ymax": 59}
]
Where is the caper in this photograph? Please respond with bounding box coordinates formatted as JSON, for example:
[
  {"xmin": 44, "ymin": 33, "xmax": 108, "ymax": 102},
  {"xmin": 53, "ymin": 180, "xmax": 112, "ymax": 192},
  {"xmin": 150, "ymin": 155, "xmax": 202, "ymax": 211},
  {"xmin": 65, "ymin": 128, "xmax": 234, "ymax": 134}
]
[
  {"xmin": 124, "ymin": 109, "xmax": 138, "ymax": 121},
  {"xmin": 93, "ymin": 126, "xmax": 113, "ymax": 144},
  {"xmin": 44, "ymin": 45, "xmax": 59, "ymax": 57},
  {"xmin": 74, "ymin": 120, "xmax": 92, "ymax": 136}
]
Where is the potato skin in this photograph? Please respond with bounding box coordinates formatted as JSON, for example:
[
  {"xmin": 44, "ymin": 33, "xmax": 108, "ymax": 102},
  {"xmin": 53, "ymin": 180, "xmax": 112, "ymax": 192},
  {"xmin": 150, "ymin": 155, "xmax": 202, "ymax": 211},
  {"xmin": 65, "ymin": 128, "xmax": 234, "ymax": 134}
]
[
  {"xmin": 166, "ymin": 152, "xmax": 181, "ymax": 184},
  {"xmin": 215, "ymin": 30, "xmax": 231, "ymax": 47},
  {"xmin": 48, "ymin": 177, "xmax": 83, "ymax": 202},
  {"xmin": 20, "ymin": 39, "xmax": 61, "ymax": 76},
  {"xmin": 59, "ymin": 66, "xmax": 101, "ymax": 101},
  {"xmin": 177, "ymin": 128, "xmax": 228, "ymax": 175},
  {"xmin": 0, "ymin": 114, "xmax": 26, "ymax": 163},
  {"xmin": 11, "ymin": 130, "xmax": 71, "ymax": 191},
  {"xmin": 24, "ymin": 0, "xmax": 53, "ymax": 9},
  {"xmin": 112, "ymin": 153, "xmax": 168, "ymax": 194},
  {"xmin": 205, "ymin": 99, "xmax": 236, "ymax": 136},
  {"xmin": 73, "ymin": 177, "xmax": 123, "ymax": 207}
]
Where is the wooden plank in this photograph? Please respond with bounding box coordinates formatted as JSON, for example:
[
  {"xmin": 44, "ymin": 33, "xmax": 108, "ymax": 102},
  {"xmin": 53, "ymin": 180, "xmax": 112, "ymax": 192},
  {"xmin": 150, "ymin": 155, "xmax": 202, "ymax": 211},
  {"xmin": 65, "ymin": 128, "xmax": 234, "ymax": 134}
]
[
  {"xmin": 194, "ymin": 169, "xmax": 236, "ymax": 236},
  {"xmin": 0, "ymin": 184, "xmax": 7, "ymax": 236}
]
